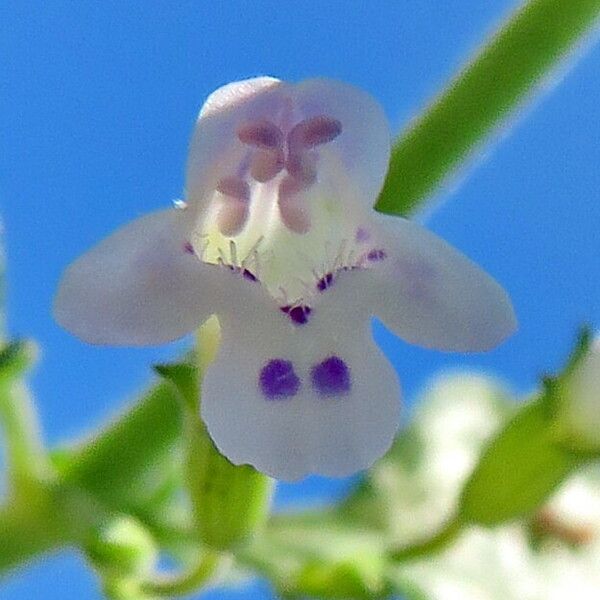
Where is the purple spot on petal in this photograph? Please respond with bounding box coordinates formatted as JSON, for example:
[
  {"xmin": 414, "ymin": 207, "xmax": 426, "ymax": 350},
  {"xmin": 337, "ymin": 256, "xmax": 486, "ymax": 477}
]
[
  {"xmin": 367, "ymin": 249, "xmax": 387, "ymax": 262},
  {"xmin": 259, "ymin": 359, "xmax": 300, "ymax": 400},
  {"xmin": 183, "ymin": 241, "xmax": 195, "ymax": 255},
  {"xmin": 242, "ymin": 269, "xmax": 258, "ymax": 282},
  {"xmin": 317, "ymin": 272, "xmax": 334, "ymax": 292},
  {"xmin": 355, "ymin": 227, "xmax": 370, "ymax": 243},
  {"xmin": 280, "ymin": 305, "xmax": 312, "ymax": 325},
  {"xmin": 311, "ymin": 356, "xmax": 351, "ymax": 397}
]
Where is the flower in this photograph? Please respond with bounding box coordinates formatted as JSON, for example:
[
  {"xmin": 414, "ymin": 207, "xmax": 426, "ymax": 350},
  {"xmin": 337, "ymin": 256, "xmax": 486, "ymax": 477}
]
[{"xmin": 54, "ymin": 77, "xmax": 516, "ymax": 480}]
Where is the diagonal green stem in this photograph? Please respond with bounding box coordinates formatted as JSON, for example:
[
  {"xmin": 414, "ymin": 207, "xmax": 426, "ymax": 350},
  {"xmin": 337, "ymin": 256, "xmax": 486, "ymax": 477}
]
[
  {"xmin": 389, "ymin": 514, "xmax": 464, "ymax": 562},
  {"xmin": 376, "ymin": 0, "xmax": 600, "ymax": 216}
]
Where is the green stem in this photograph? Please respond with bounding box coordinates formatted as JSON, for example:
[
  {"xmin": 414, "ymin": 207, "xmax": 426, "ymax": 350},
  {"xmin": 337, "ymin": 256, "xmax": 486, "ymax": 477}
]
[
  {"xmin": 389, "ymin": 514, "xmax": 464, "ymax": 562},
  {"xmin": 0, "ymin": 489, "xmax": 69, "ymax": 574},
  {"xmin": 57, "ymin": 379, "xmax": 183, "ymax": 509},
  {"xmin": 0, "ymin": 379, "xmax": 54, "ymax": 495},
  {"xmin": 140, "ymin": 551, "xmax": 220, "ymax": 597},
  {"xmin": 0, "ymin": 341, "xmax": 55, "ymax": 499},
  {"xmin": 376, "ymin": 0, "xmax": 600, "ymax": 216}
]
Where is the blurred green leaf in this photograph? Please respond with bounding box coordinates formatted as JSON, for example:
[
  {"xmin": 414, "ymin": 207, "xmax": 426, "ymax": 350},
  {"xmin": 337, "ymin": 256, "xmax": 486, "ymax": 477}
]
[
  {"xmin": 460, "ymin": 399, "xmax": 583, "ymax": 525},
  {"xmin": 376, "ymin": 0, "xmax": 600, "ymax": 215},
  {"xmin": 55, "ymin": 377, "xmax": 184, "ymax": 511},
  {"xmin": 460, "ymin": 333, "xmax": 594, "ymax": 526}
]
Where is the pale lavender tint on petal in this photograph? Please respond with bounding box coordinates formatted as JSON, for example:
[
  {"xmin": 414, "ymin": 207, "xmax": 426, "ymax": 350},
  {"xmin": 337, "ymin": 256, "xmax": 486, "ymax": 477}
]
[
  {"xmin": 367, "ymin": 214, "xmax": 517, "ymax": 352},
  {"xmin": 54, "ymin": 210, "xmax": 223, "ymax": 346}
]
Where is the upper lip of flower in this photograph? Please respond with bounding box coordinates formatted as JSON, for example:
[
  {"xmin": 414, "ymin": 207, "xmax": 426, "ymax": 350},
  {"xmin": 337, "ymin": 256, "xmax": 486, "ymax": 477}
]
[{"xmin": 53, "ymin": 76, "xmax": 517, "ymax": 480}]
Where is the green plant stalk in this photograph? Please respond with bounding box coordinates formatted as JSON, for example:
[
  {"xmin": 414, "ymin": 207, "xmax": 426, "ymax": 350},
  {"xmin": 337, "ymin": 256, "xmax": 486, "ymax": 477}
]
[
  {"xmin": 0, "ymin": 497, "xmax": 66, "ymax": 573},
  {"xmin": 0, "ymin": 379, "xmax": 53, "ymax": 496},
  {"xmin": 140, "ymin": 550, "xmax": 220, "ymax": 597},
  {"xmin": 389, "ymin": 514, "xmax": 464, "ymax": 562},
  {"xmin": 57, "ymin": 380, "xmax": 183, "ymax": 509},
  {"xmin": 376, "ymin": 0, "xmax": 600, "ymax": 216}
]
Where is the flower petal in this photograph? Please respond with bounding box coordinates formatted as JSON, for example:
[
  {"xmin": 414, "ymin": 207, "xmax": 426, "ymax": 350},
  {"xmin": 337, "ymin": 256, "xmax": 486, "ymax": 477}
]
[
  {"xmin": 201, "ymin": 274, "xmax": 401, "ymax": 480},
  {"xmin": 292, "ymin": 78, "xmax": 391, "ymax": 206},
  {"xmin": 54, "ymin": 209, "xmax": 231, "ymax": 346},
  {"xmin": 186, "ymin": 77, "xmax": 285, "ymax": 206},
  {"xmin": 366, "ymin": 215, "xmax": 517, "ymax": 351}
]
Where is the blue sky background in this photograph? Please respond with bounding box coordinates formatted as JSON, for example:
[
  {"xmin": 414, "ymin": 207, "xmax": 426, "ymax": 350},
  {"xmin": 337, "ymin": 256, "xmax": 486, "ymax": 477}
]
[{"xmin": 1, "ymin": 1, "xmax": 599, "ymax": 598}]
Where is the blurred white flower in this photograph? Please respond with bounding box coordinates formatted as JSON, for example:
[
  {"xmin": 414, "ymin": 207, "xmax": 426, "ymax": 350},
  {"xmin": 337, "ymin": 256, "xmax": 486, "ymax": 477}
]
[
  {"xmin": 391, "ymin": 373, "xmax": 600, "ymax": 600},
  {"xmin": 53, "ymin": 78, "xmax": 515, "ymax": 480}
]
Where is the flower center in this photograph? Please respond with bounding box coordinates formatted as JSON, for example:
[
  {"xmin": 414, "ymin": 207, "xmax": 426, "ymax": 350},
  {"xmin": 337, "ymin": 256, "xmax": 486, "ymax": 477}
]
[{"xmin": 187, "ymin": 106, "xmax": 387, "ymax": 312}]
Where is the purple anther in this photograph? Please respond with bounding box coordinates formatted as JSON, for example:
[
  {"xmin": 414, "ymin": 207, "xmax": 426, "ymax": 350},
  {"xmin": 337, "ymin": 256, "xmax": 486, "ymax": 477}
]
[
  {"xmin": 183, "ymin": 241, "xmax": 195, "ymax": 255},
  {"xmin": 288, "ymin": 116, "xmax": 342, "ymax": 149},
  {"xmin": 285, "ymin": 151, "xmax": 317, "ymax": 185},
  {"xmin": 216, "ymin": 176, "xmax": 250, "ymax": 201},
  {"xmin": 242, "ymin": 269, "xmax": 258, "ymax": 282},
  {"xmin": 355, "ymin": 227, "xmax": 370, "ymax": 243},
  {"xmin": 278, "ymin": 176, "xmax": 311, "ymax": 234},
  {"xmin": 259, "ymin": 359, "xmax": 300, "ymax": 400},
  {"xmin": 238, "ymin": 120, "xmax": 284, "ymax": 149},
  {"xmin": 250, "ymin": 148, "xmax": 285, "ymax": 182},
  {"xmin": 311, "ymin": 356, "xmax": 351, "ymax": 397},
  {"xmin": 316, "ymin": 272, "xmax": 334, "ymax": 292},
  {"xmin": 367, "ymin": 249, "xmax": 387, "ymax": 262}
]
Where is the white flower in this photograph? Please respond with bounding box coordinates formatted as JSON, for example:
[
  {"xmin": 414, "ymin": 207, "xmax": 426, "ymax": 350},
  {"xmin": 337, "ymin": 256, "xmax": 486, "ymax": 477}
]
[{"xmin": 54, "ymin": 77, "xmax": 516, "ymax": 480}]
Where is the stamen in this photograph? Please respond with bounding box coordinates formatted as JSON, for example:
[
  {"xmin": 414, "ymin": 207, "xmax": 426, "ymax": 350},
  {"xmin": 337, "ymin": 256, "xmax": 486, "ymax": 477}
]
[
  {"xmin": 287, "ymin": 116, "xmax": 342, "ymax": 150},
  {"xmin": 216, "ymin": 177, "xmax": 250, "ymax": 237},
  {"xmin": 238, "ymin": 120, "xmax": 284, "ymax": 149},
  {"xmin": 250, "ymin": 148, "xmax": 285, "ymax": 182},
  {"xmin": 285, "ymin": 151, "xmax": 317, "ymax": 184},
  {"xmin": 278, "ymin": 176, "xmax": 311, "ymax": 234},
  {"xmin": 216, "ymin": 176, "xmax": 250, "ymax": 200},
  {"xmin": 183, "ymin": 241, "xmax": 195, "ymax": 255}
]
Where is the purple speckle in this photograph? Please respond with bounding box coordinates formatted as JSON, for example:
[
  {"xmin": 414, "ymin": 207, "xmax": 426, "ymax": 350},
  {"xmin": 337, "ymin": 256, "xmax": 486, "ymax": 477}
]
[
  {"xmin": 280, "ymin": 304, "xmax": 312, "ymax": 325},
  {"xmin": 311, "ymin": 356, "xmax": 351, "ymax": 397},
  {"xmin": 367, "ymin": 249, "xmax": 387, "ymax": 262},
  {"xmin": 242, "ymin": 269, "xmax": 258, "ymax": 282},
  {"xmin": 183, "ymin": 241, "xmax": 195, "ymax": 255},
  {"xmin": 316, "ymin": 272, "xmax": 334, "ymax": 292},
  {"xmin": 355, "ymin": 227, "xmax": 370, "ymax": 243},
  {"xmin": 259, "ymin": 359, "xmax": 300, "ymax": 400}
]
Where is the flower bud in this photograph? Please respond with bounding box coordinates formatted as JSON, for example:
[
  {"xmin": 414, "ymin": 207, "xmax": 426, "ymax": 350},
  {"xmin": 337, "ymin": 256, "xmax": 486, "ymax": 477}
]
[
  {"xmin": 85, "ymin": 516, "xmax": 158, "ymax": 578},
  {"xmin": 556, "ymin": 336, "xmax": 600, "ymax": 453}
]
